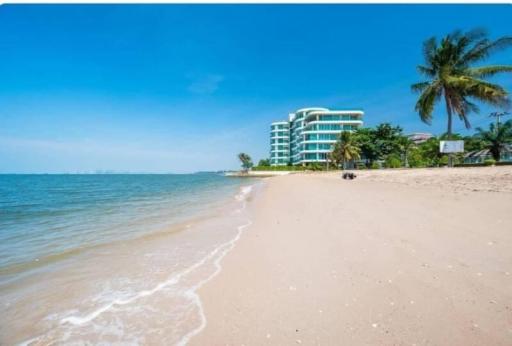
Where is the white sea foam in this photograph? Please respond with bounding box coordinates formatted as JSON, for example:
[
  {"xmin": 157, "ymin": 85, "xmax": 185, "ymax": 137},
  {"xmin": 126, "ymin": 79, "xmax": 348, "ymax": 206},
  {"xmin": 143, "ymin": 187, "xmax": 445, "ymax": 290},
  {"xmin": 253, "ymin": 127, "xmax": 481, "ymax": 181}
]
[
  {"xmin": 51, "ymin": 184, "xmax": 256, "ymax": 345},
  {"xmin": 177, "ymin": 218, "xmax": 252, "ymax": 346},
  {"xmin": 235, "ymin": 185, "xmax": 253, "ymax": 201}
]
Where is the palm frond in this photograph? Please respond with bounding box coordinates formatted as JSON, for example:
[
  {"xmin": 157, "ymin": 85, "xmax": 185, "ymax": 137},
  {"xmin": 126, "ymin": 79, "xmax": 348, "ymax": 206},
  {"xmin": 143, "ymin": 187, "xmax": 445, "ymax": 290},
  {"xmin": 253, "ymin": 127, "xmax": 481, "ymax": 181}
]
[
  {"xmin": 463, "ymin": 28, "xmax": 487, "ymax": 43},
  {"xmin": 468, "ymin": 65, "xmax": 512, "ymax": 78},
  {"xmin": 411, "ymin": 81, "xmax": 431, "ymax": 93},
  {"xmin": 458, "ymin": 77, "xmax": 510, "ymax": 108},
  {"xmin": 464, "ymin": 100, "xmax": 480, "ymax": 114},
  {"xmin": 462, "ymin": 36, "xmax": 512, "ymax": 64},
  {"xmin": 446, "ymin": 91, "xmax": 474, "ymax": 128},
  {"xmin": 414, "ymin": 82, "xmax": 442, "ymax": 124},
  {"xmin": 455, "ymin": 28, "xmax": 487, "ymax": 55},
  {"xmin": 422, "ymin": 37, "xmax": 437, "ymax": 67},
  {"xmin": 416, "ymin": 65, "xmax": 436, "ymax": 77}
]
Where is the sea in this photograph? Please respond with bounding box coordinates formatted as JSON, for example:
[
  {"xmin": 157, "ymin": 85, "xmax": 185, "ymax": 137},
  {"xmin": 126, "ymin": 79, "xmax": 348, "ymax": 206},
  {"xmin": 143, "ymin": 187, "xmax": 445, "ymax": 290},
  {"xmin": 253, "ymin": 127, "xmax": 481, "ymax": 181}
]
[{"xmin": 0, "ymin": 173, "xmax": 258, "ymax": 345}]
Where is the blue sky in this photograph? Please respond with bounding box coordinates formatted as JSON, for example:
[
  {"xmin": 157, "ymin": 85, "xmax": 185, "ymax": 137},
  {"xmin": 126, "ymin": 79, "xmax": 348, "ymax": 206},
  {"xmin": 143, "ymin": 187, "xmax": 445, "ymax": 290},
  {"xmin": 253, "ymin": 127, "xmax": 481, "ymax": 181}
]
[{"xmin": 1, "ymin": 4, "xmax": 511, "ymax": 173}]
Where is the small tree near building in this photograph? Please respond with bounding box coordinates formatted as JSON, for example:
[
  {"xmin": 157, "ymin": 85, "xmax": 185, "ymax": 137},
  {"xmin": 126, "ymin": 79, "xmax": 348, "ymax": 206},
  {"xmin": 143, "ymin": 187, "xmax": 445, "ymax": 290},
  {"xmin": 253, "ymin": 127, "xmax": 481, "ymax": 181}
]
[{"xmin": 238, "ymin": 153, "xmax": 253, "ymax": 172}]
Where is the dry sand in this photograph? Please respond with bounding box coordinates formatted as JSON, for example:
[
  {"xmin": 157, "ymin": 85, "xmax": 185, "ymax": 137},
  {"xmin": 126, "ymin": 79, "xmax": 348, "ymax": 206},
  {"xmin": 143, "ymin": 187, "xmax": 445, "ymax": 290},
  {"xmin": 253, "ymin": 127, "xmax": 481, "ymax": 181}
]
[{"xmin": 192, "ymin": 166, "xmax": 512, "ymax": 346}]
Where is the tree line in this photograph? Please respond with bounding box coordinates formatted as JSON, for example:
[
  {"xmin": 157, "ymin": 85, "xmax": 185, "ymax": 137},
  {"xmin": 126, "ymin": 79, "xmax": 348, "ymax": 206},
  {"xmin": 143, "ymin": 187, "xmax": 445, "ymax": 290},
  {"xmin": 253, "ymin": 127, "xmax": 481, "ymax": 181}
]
[{"xmin": 328, "ymin": 120, "xmax": 512, "ymax": 169}]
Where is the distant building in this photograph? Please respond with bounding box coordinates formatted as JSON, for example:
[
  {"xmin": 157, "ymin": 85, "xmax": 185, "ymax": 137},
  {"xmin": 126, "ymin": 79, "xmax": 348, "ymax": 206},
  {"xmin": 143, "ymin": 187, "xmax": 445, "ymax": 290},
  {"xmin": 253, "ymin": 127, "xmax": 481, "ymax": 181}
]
[
  {"xmin": 406, "ymin": 132, "xmax": 433, "ymax": 144},
  {"xmin": 464, "ymin": 144, "xmax": 512, "ymax": 164},
  {"xmin": 270, "ymin": 107, "xmax": 364, "ymax": 166}
]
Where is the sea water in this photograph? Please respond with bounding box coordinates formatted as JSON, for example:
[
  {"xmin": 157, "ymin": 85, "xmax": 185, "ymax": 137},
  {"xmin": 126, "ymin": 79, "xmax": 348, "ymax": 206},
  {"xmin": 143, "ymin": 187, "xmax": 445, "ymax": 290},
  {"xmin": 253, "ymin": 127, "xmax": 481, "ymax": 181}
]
[{"xmin": 0, "ymin": 174, "xmax": 257, "ymax": 345}]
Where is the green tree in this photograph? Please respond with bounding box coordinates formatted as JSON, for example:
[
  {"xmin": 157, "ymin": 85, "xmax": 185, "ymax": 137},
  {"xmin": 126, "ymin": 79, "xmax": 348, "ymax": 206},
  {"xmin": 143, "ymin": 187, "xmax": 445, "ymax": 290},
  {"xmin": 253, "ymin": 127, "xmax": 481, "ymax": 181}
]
[
  {"xmin": 397, "ymin": 136, "xmax": 415, "ymax": 167},
  {"xmin": 417, "ymin": 137, "xmax": 444, "ymax": 167},
  {"xmin": 374, "ymin": 123, "xmax": 403, "ymax": 158},
  {"xmin": 407, "ymin": 147, "xmax": 427, "ymax": 168},
  {"xmin": 412, "ymin": 29, "xmax": 512, "ymax": 166},
  {"xmin": 463, "ymin": 135, "xmax": 487, "ymax": 153},
  {"xmin": 475, "ymin": 120, "xmax": 512, "ymax": 161},
  {"xmin": 330, "ymin": 131, "xmax": 361, "ymax": 169},
  {"xmin": 238, "ymin": 153, "xmax": 253, "ymax": 172},
  {"xmin": 354, "ymin": 128, "xmax": 379, "ymax": 167},
  {"xmin": 257, "ymin": 158, "xmax": 270, "ymax": 167}
]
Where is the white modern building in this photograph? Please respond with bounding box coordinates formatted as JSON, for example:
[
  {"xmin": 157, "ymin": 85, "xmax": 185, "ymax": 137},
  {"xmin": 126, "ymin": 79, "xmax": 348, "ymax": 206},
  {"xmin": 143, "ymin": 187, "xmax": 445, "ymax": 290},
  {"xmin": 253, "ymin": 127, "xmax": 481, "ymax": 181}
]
[
  {"xmin": 270, "ymin": 107, "xmax": 364, "ymax": 166},
  {"xmin": 269, "ymin": 121, "xmax": 290, "ymax": 166}
]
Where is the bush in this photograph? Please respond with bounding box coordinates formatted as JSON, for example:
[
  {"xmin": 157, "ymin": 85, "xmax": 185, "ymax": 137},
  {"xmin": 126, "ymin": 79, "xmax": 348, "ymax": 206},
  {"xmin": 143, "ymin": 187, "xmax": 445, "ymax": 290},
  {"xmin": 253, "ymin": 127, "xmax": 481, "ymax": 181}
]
[
  {"xmin": 484, "ymin": 159, "xmax": 496, "ymax": 166},
  {"xmin": 257, "ymin": 159, "xmax": 270, "ymax": 166},
  {"xmin": 356, "ymin": 162, "xmax": 367, "ymax": 170},
  {"xmin": 384, "ymin": 155, "xmax": 401, "ymax": 168},
  {"xmin": 407, "ymin": 150, "xmax": 426, "ymax": 168},
  {"xmin": 439, "ymin": 155, "xmax": 449, "ymax": 166},
  {"xmin": 307, "ymin": 163, "xmax": 324, "ymax": 171},
  {"xmin": 370, "ymin": 162, "xmax": 380, "ymax": 169},
  {"xmin": 252, "ymin": 165, "xmax": 306, "ymax": 171}
]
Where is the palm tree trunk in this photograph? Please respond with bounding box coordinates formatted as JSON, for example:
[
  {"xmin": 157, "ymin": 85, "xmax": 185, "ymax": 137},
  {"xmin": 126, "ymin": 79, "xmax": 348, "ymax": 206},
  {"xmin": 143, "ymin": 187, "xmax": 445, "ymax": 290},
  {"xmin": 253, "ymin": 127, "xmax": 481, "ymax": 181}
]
[{"xmin": 445, "ymin": 91, "xmax": 454, "ymax": 167}]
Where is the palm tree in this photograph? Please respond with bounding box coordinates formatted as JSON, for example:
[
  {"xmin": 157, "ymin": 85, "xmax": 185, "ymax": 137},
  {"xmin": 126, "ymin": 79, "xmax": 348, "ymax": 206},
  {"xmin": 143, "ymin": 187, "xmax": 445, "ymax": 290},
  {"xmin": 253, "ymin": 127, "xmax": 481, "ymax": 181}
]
[
  {"xmin": 475, "ymin": 120, "xmax": 512, "ymax": 161},
  {"xmin": 412, "ymin": 29, "xmax": 512, "ymax": 166},
  {"xmin": 238, "ymin": 153, "xmax": 253, "ymax": 172},
  {"xmin": 330, "ymin": 131, "xmax": 361, "ymax": 170}
]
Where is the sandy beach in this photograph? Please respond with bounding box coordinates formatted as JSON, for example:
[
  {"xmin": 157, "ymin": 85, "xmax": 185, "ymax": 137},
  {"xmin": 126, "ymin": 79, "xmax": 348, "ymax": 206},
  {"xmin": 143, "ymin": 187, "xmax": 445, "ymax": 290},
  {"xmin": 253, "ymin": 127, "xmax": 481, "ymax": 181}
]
[{"xmin": 192, "ymin": 167, "xmax": 512, "ymax": 345}]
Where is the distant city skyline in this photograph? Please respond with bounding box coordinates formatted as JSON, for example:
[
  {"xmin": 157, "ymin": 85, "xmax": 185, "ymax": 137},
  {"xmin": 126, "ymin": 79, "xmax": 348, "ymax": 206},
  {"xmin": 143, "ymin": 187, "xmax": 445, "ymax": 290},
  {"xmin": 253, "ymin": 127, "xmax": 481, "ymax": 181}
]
[{"xmin": 1, "ymin": 4, "xmax": 511, "ymax": 173}]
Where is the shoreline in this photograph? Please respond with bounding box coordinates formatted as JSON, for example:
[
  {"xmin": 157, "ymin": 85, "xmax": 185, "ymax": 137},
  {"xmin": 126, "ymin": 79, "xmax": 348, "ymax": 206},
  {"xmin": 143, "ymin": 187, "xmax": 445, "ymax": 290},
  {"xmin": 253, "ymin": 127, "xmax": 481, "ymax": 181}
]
[
  {"xmin": 0, "ymin": 176, "xmax": 261, "ymax": 345},
  {"xmin": 191, "ymin": 167, "xmax": 512, "ymax": 345}
]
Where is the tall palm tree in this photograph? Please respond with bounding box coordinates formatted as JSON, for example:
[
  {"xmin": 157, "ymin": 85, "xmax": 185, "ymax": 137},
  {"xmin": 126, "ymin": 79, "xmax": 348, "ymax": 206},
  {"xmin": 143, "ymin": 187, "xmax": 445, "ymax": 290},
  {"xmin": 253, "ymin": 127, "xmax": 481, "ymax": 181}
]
[
  {"xmin": 475, "ymin": 120, "xmax": 512, "ymax": 161},
  {"xmin": 412, "ymin": 29, "xmax": 512, "ymax": 165},
  {"xmin": 330, "ymin": 131, "xmax": 361, "ymax": 170}
]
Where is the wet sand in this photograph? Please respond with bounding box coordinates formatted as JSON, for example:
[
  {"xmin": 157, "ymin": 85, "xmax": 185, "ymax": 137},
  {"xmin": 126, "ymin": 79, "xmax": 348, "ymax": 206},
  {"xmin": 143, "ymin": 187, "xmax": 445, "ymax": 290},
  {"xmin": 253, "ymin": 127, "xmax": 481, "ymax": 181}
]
[{"xmin": 192, "ymin": 167, "xmax": 512, "ymax": 345}]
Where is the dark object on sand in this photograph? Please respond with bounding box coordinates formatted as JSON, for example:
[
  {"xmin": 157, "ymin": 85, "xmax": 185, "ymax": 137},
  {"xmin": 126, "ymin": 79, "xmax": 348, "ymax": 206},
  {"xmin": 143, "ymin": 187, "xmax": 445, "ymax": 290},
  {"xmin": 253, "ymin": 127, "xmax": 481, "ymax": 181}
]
[{"xmin": 342, "ymin": 172, "xmax": 357, "ymax": 180}]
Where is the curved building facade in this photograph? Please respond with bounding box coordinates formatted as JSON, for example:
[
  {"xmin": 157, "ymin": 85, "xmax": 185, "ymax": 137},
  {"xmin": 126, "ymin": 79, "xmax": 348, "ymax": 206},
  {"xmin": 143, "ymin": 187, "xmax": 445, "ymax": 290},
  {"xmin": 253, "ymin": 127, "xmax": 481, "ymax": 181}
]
[{"xmin": 270, "ymin": 107, "xmax": 363, "ymax": 166}]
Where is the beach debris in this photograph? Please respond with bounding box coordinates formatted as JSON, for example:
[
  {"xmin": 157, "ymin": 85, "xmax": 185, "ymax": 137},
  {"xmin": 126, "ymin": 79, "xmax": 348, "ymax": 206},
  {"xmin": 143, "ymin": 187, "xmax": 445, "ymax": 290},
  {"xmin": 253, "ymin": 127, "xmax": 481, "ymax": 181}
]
[
  {"xmin": 296, "ymin": 340, "xmax": 302, "ymax": 344},
  {"xmin": 266, "ymin": 333, "xmax": 271, "ymax": 339},
  {"xmin": 342, "ymin": 172, "xmax": 357, "ymax": 180},
  {"xmin": 372, "ymin": 323, "xmax": 378, "ymax": 328},
  {"xmin": 410, "ymin": 300, "xmax": 415, "ymax": 305}
]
